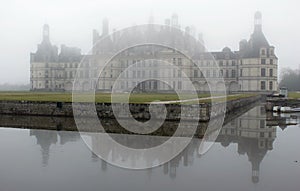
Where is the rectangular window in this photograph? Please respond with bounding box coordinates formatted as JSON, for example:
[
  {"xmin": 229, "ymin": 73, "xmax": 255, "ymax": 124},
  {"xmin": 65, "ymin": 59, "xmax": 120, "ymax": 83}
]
[
  {"xmin": 261, "ymin": 68, "xmax": 266, "ymax": 77},
  {"xmin": 232, "ymin": 61, "xmax": 236, "ymax": 66},
  {"xmin": 269, "ymin": 81, "xmax": 273, "ymax": 90},
  {"xmin": 153, "ymin": 70, "xmax": 158, "ymax": 78},
  {"xmin": 261, "ymin": 59, "xmax": 266, "ymax": 64},
  {"xmin": 153, "ymin": 81, "xmax": 158, "ymax": 89},
  {"xmin": 240, "ymin": 69, "xmax": 243, "ymax": 77},
  {"xmin": 219, "ymin": 61, "xmax": 223, "ymax": 66},
  {"xmin": 270, "ymin": 59, "xmax": 273, "ymax": 65},
  {"xmin": 200, "ymin": 71, "xmax": 203, "ymax": 78},
  {"xmin": 173, "ymin": 58, "xmax": 176, "ymax": 65},
  {"xmin": 206, "ymin": 70, "xmax": 210, "ymax": 77},
  {"xmin": 260, "ymin": 132, "xmax": 264, "ymax": 138},
  {"xmin": 225, "ymin": 70, "xmax": 229, "ymax": 78},
  {"xmin": 269, "ymin": 69, "xmax": 273, "ymax": 77},
  {"xmin": 261, "ymin": 81, "xmax": 266, "ymax": 90},
  {"xmin": 178, "ymin": 81, "xmax": 182, "ymax": 90},
  {"xmin": 178, "ymin": 70, "xmax": 181, "ymax": 77},
  {"xmin": 260, "ymin": 120, "xmax": 264, "ymax": 128},
  {"xmin": 194, "ymin": 70, "xmax": 198, "ymax": 78},
  {"xmin": 178, "ymin": 58, "xmax": 182, "ymax": 65},
  {"xmin": 133, "ymin": 71, "xmax": 136, "ymax": 78},
  {"xmin": 137, "ymin": 71, "xmax": 141, "ymax": 78},
  {"xmin": 213, "ymin": 70, "xmax": 216, "ymax": 77},
  {"xmin": 231, "ymin": 70, "xmax": 236, "ymax": 78}
]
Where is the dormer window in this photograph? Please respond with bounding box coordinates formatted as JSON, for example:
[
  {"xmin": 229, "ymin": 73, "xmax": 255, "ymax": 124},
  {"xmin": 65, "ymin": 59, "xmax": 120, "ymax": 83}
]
[
  {"xmin": 261, "ymin": 49, "xmax": 266, "ymax": 56},
  {"xmin": 270, "ymin": 49, "xmax": 274, "ymax": 56}
]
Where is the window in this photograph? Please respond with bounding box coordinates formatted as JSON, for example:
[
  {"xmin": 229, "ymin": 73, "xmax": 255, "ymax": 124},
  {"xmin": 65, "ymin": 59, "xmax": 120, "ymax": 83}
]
[
  {"xmin": 206, "ymin": 70, "xmax": 210, "ymax": 77},
  {"xmin": 270, "ymin": 49, "xmax": 274, "ymax": 56},
  {"xmin": 194, "ymin": 70, "xmax": 198, "ymax": 77},
  {"xmin": 261, "ymin": 68, "xmax": 266, "ymax": 77},
  {"xmin": 261, "ymin": 59, "xmax": 266, "ymax": 64},
  {"xmin": 173, "ymin": 58, "xmax": 176, "ymax": 65},
  {"xmin": 220, "ymin": 70, "xmax": 223, "ymax": 77},
  {"xmin": 232, "ymin": 61, "xmax": 236, "ymax": 66},
  {"xmin": 225, "ymin": 70, "xmax": 229, "ymax": 78},
  {"xmin": 261, "ymin": 49, "xmax": 266, "ymax": 55},
  {"xmin": 260, "ymin": 120, "xmax": 264, "ymax": 128},
  {"xmin": 260, "ymin": 132, "xmax": 265, "ymax": 138},
  {"xmin": 153, "ymin": 70, "xmax": 158, "ymax": 78},
  {"xmin": 269, "ymin": 81, "xmax": 273, "ymax": 90},
  {"xmin": 269, "ymin": 69, "xmax": 273, "ymax": 77},
  {"xmin": 153, "ymin": 81, "xmax": 158, "ymax": 89},
  {"xmin": 219, "ymin": 61, "xmax": 223, "ymax": 66},
  {"xmin": 200, "ymin": 71, "xmax": 203, "ymax": 78},
  {"xmin": 178, "ymin": 58, "xmax": 182, "ymax": 65},
  {"xmin": 213, "ymin": 70, "xmax": 216, "ymax": 77},
  {"xmin": 270, "ymin": 59, "xmax": 273, "ymax": 65},
  {"xmin": 178, "ymin": 70, "xmax": 181, "ymax": 77},
  {"xmin": 178, "ymin": 81, "xmax": 182, "ymax": 90},
  {"xmin": 261, "ymin": 81, "xmax": 266, "ymax": 90},
  {"xmin": 231, "ymin": 70, "xmax": 236, "ymax": 78},
  {"xmin": 240, "ymin": 69, "xmax": 243, "ymax": 77}
]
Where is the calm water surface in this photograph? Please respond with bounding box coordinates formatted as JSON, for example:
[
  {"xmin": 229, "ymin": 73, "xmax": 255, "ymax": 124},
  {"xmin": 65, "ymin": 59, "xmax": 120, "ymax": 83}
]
[{"xmin": 0, "ymin": 105, "xmax": 300, "ymax": 191}]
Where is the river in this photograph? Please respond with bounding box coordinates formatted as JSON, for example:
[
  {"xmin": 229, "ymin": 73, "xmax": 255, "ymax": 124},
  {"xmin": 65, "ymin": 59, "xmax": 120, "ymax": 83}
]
[{"xmin": 0, "ymin": 104, "xmax": 299, "ymax": 191}]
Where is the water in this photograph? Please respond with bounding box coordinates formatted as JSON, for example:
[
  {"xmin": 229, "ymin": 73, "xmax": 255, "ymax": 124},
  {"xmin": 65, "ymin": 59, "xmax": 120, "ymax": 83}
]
[{"xmin": 0, "ymin": 105, "xmax": 300, "ymax": 191}]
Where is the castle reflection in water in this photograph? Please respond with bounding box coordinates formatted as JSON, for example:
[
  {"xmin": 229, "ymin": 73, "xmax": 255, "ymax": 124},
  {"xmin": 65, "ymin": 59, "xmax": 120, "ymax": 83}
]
[{"xmin": 29, "ymin": 105, "xmax": 276, "ymax": 183}]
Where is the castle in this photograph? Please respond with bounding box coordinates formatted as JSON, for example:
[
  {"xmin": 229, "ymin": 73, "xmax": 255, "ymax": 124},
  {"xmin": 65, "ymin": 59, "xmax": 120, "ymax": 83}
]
[{"xmin": 30, "ymin": 12, "xmax": 278, "ymax": 93}]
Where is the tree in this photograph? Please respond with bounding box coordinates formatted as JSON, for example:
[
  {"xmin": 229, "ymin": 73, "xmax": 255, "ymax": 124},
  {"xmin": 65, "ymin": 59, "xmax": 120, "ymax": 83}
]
[{"xmin": 279, "ymin": 68, "xmax": 300, "ymax": 91}]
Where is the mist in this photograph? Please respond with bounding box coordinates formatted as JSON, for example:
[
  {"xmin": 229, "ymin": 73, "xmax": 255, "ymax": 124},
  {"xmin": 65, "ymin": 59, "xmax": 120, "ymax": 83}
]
[{"xmin": 1, "ymin": 0, "xmax": 300, "ymax": 84}]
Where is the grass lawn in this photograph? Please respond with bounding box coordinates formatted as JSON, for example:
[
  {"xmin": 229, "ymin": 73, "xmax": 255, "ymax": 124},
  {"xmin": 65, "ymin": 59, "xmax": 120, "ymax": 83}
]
[
  {"xmin": 0, "ymin": 91, "xmax": 256, "ymax": 104},
  {"xmin": 288, "ymin": 92, "xmax": 300, "ymax": 99}
]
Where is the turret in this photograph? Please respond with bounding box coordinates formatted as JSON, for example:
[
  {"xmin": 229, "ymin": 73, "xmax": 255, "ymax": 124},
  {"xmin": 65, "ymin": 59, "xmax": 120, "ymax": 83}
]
[
  {"xmin": 42, "ymin": 24, "xmax": 50, "ymax": 43},
  {"xmin": 254, "ymin": 11, "xmax": 262, "ymax": 32},
  {"xmin": 102, "ymin": 18, "xmax": 109, "ymax": 36}
]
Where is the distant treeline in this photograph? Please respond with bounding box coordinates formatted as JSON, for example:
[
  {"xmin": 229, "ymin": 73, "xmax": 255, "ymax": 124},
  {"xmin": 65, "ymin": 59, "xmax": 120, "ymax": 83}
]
[
  {"xmin": 0, "ymin": 83, "xmax": 30, "ymax": 91},
  {"xmin": 279, "ymin": 68, "xmax": 300, "ymax": 91}
]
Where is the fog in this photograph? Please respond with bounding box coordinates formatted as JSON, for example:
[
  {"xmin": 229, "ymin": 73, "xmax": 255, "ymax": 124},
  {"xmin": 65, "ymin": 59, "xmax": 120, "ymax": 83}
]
[{"xmin": 0, "ymin": 0, "xmax": 300, "ymax": 84}]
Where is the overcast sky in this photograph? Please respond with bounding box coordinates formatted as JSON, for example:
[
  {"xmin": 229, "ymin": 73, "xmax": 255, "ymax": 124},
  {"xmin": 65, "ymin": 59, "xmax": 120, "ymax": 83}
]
[{"xmin": 0, "ymin": 0, "xmax": 299, "ymax": 84}]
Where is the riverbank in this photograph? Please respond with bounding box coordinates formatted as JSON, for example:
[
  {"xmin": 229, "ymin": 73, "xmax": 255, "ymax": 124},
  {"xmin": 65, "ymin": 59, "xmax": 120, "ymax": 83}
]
[
  {"xmin": 0, "ymin": 94, "xmax": 262, "ymax": 122},
  {"xmin": 265, "ymin": 97, "xmax": 300, "ymax": 111},
  {"xmin": 0, "ymin": 100, "xmax": 260, "ymax": 137}
]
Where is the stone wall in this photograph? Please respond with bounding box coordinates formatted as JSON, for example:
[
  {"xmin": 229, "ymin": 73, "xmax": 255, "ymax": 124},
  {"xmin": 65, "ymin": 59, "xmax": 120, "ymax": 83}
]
[
  {"xmin": 265, "ymin": 98, "xmax": 300, "ymax": 111},
  {"xmin": 0, "ymin": 95, "xmax": 262, "ymax": 121}
]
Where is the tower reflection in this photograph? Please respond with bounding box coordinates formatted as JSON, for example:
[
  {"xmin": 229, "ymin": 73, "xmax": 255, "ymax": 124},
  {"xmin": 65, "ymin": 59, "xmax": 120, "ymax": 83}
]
[{"xmin": 90, "ymin": 105, "xmax": 276, "ymax": 183}]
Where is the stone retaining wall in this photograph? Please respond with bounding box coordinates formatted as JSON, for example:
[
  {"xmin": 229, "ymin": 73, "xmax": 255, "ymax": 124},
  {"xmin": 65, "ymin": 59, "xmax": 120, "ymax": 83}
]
[
  {"xmin": 0, "ymin": 95, "xmax": 262, "ymax": 121},
  {"xmin": 265, "ymin": 98, "xmax": 300, "ymax": 111}
]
